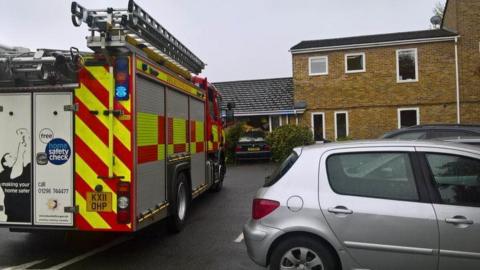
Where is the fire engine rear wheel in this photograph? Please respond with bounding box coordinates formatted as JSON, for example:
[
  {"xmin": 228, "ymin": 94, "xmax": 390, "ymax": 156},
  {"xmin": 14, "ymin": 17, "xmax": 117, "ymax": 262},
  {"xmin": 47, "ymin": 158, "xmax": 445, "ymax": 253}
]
[{"xmin": 168, "ymin": 172, "xmax": 190, "ymax": 233}]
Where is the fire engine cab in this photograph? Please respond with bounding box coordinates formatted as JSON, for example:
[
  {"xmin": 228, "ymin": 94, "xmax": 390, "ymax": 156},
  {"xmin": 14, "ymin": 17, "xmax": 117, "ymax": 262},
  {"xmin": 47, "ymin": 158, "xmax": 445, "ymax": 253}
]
[{"xmin": 0, "ymin": 0, "xmax": 226, "ymax": 233}]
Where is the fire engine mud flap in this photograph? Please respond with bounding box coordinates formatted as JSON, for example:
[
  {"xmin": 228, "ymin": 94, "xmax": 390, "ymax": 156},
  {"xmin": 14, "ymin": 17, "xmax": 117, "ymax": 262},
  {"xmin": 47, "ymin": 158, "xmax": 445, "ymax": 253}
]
[{"xmin": 0, "ymin": 92, "xmax": 74, "ymax": 227}]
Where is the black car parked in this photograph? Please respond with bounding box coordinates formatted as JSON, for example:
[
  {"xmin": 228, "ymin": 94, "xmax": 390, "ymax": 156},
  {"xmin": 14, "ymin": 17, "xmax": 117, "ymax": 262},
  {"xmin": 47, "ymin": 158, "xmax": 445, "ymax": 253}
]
[
  {"xmin": 381, "ymin": 124, "xmax": 480, "ymax": 140},
  {"xmin": 235, "ymin": 131, "xmax": 271, "ymax": 161},
  {"xmin": 439, "ymin": 136, "xmax": 480, "ymax": 147}
]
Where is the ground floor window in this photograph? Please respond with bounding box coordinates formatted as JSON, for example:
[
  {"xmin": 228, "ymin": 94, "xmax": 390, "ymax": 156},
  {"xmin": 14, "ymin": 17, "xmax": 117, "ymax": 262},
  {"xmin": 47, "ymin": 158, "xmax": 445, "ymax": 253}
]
[
  {"xmin": 335, "ymin": 111, "xmax": 349, "ymax": 140},
  {"xmin": 270, "ymin": 116, "xmax": 280, "ymax": 131},
  {"xmin": 398, "ymin": 108, "xmax": 419, "ymax": 128},
  {"xmin": 234, "ymin": 114, "xmax": 296, "ymax": 132},
  {"xmin": 236, "ymin": 116, "xmax": 270, "ymax": 131},
  {"xmin": 311, "ymin": 112, "xmax": 325, "ymax": 141}
]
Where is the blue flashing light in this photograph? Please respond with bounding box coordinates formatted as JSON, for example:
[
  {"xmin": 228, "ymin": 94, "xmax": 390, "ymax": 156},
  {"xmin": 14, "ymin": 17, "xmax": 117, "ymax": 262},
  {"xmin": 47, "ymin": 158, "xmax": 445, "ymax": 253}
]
[{"xmin": 115, "ymin": 85, "xmax": 128, "ymax": 99}]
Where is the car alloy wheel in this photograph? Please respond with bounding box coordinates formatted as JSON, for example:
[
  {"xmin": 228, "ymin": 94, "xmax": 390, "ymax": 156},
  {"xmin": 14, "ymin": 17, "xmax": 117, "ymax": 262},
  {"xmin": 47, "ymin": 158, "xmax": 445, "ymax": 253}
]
[{"xmin": 280, "ymin": 247, "xmax": 324, "ymax": 270}]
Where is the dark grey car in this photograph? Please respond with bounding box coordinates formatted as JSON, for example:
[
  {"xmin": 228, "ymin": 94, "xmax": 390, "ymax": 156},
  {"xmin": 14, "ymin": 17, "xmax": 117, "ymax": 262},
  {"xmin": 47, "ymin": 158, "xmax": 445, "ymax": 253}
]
[
  {"xmin": 381, "ymin": 124, "xmax": 480, "ymax": 140},
  {"xmin": 244, "ymin": 140, "xmax": 480, "ymax": 270},
  {"xmin": 439, "ymin": 136, "xmax": 480, "ymax": 147}
]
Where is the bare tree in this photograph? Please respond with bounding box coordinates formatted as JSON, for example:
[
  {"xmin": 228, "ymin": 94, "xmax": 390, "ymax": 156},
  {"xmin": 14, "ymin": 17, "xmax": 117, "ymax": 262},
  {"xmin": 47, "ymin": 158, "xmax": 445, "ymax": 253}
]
[
  {"xmin": 431, "ymin": 1, "xmax": 445, "ymax": 29},
  {"xmin": 433, "ymin": 2, "xmax": 445, "ymax": 18}
]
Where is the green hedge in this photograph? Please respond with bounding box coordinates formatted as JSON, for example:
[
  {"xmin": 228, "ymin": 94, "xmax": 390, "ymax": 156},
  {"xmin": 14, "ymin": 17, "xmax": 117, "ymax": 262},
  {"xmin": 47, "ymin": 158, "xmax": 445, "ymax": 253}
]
[
  {"xmin": 336, "ymin": 136, "xmax": 354, "ymax": 141},
  {"xmin": 267, "ymin": 125, "xmax": 314, "ymax": 162},
  {"xmin": 224, "ymin": 122, "xmax": 245, "ymax": 162}
]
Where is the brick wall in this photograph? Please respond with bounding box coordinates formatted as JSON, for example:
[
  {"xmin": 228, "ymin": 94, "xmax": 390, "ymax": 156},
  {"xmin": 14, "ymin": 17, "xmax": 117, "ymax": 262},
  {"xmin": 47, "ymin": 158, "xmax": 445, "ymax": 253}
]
[
  {"xmin": 293, "ymin": 42, "xmax": 459, "ymax": 139},
  {"xmin": 446, "ymin": 0, "xmax": 480, "ymax": 123},
  {"xmin": 443, "ymin": 0, "xmax": 458, "ymax": 32}
]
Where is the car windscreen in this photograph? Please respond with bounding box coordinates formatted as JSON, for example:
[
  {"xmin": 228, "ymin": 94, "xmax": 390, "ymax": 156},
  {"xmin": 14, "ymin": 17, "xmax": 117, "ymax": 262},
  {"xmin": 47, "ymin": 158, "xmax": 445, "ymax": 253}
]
[
  {"xmin": 238, "ymin": 136, "xmax": 265, "ymax": 143},
  {"xmin": 264, "ymin": 151, "xmax": 299, "ymax": 187},
  {"xmin": 386, "ymin": 131, "xmax": 427, "ymax": 139},
  {"xmin": 429, "ymin": 130, "xmax": 479, "ymax": 139},
  {"xmin": 239, "ymin": 131, "xmax": 266, "ymax": 143}
]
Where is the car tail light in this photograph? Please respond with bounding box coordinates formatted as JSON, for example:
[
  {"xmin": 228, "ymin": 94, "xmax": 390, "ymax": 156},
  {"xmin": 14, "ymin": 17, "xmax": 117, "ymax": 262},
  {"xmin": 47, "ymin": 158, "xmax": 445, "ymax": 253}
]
[
  {"xmin": 252, "ymin": 199, "xmax": 280, "ymax": 220},
  {"xmin": 264, "ymin": 145, "xmax": 270, "ymax": 151},
  {"xmin": 117, "ymin": 181, "xmax": 131, "ymax": 224},
  {"xmin": 235, "ymin": 145, "xmax": 242, "ymax": 152}
]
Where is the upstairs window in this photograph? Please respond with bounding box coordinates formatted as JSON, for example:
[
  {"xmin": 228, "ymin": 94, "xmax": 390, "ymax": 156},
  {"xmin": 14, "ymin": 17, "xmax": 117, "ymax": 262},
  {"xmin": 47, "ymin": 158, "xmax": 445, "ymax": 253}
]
[
  {"xmin": 345, "ymin": 53, "xmax": 366, "ymax": 73},
  {"xmin": 309, "ymin": 56, "xmax": 328, "ymax": 76},
  {"xmin": 397, "ymin": 49, "xmax": 418, "ymax": 82}
]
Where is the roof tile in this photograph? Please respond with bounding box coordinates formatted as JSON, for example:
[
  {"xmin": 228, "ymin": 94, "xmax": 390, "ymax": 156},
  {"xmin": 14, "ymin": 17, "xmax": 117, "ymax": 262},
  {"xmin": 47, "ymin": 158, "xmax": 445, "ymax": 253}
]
[{"xmin": 213, "ymin": 77, "xmax": 294, "ymax": 114}]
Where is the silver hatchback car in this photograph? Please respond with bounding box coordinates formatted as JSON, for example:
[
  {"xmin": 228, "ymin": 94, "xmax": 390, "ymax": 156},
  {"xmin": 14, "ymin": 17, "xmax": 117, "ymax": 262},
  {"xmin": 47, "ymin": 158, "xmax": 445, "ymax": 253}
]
[{"xmin": 244, "ymin": 140, "xmax": 480, "ymax": 270}]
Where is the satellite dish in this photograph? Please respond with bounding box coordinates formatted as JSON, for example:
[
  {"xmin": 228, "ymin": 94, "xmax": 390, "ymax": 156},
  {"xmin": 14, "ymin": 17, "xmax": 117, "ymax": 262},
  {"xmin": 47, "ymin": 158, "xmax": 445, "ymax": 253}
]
[{"xmin": 430, "ymin": 15, "xmax": 442, "ymax": 26}]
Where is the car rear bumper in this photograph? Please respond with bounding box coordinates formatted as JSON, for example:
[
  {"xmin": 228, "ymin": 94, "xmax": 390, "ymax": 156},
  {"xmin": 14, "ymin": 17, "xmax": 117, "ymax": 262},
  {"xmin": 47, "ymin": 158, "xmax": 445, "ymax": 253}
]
[
  {"xmin": 235, "ymin": 151, "xmax": 271, "ymax": 160},
  {"xmin": 243, "ymin": 219, "xmax": 283, "ymax": 267}
]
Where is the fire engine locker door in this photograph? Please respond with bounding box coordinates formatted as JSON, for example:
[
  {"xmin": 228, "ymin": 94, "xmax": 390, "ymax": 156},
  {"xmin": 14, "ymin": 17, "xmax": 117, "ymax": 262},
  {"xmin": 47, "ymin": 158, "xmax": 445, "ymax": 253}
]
[
  {"xmin": 33, "ymin": 92, "xmax": 74, "ymax": 226},
  {"xmin": 0, "ymin": 93, "xmax": 32, "ymax": 225}
]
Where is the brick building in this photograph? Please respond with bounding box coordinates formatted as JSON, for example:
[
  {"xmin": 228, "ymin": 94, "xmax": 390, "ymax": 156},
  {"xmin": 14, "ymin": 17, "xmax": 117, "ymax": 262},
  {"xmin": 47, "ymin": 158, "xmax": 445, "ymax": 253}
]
[{"xmin": 291, "ymin": 0, "xmax": 480, "ymax": 141}]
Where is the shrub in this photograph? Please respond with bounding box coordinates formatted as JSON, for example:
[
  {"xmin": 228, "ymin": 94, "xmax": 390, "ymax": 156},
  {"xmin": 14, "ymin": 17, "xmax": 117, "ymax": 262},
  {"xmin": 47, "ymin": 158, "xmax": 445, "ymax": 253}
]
[
  {"xmin": 267, "ymin": 125, "xmax": 314, "ymax": 162},
  {"xmin": 336, "ymin": 136, "xmax": 354, "ymax": 141},
  {"xmin": 224, "ymin": 122, "xmax": 245, "ymax": 163}
]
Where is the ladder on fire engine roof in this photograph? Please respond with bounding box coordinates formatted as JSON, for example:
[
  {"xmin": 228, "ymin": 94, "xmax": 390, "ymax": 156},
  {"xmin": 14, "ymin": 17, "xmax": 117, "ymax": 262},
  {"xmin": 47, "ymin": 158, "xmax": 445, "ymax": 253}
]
[{"xmin": 71, "ymin": 0, "xmax": 206, "ymax": 78}]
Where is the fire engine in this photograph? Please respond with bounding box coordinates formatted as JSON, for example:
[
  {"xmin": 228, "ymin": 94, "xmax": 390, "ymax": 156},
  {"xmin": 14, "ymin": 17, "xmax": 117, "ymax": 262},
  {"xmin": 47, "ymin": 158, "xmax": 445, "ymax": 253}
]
[{"xmin": 0, "ymin": 0, "xmax": 226, "ymax": 232}]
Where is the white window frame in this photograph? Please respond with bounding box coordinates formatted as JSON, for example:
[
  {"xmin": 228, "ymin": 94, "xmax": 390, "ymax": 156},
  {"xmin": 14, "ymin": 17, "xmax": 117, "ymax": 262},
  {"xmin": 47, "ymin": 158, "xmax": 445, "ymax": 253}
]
[
  {"xmin": 269, "ymin": 116, "xmax": 272, "ymax": 132},
  {"xmin": 311, "ymin": 112, "xmax": 326, "ymax": 141},
  {"xmin": 345, "ymin": 52, "xmax": 366, "ymax": 73},
  {"xmin": 334, "ymin": 111, "xmax": 349, "ymax": 140},
  {"xmin": 397, "ymin": 107, "xmax": 420, "ymax": 129},
  {"xmin": 309, "ymin": 56, "xmax": 329, "ymax": 76},
  {"xmin": 396, "ymin": 48, "xmax": 419, "ymax": 83}
]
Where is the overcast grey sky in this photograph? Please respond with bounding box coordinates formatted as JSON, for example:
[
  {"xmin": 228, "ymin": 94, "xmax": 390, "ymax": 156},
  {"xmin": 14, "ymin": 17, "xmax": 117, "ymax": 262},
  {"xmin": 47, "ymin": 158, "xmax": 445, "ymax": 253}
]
[{"xmin": 0, "ymin": 0, "xmax": 444, "ymax": 82}]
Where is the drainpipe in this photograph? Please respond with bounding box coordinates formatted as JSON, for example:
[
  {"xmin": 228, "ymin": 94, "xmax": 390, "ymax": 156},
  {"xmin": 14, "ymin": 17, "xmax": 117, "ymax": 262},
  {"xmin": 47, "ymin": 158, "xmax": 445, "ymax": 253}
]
[{"xmin": 455, "ymin": 36, "xmax": 461, "ymax": 124}]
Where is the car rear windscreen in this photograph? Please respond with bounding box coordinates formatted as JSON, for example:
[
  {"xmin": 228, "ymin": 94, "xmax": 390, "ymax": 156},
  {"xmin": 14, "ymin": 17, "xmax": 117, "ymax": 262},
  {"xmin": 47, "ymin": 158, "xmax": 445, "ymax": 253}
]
[{"xmin": 264, "ymin": 151, "xmax": 299, "ymax": 187}]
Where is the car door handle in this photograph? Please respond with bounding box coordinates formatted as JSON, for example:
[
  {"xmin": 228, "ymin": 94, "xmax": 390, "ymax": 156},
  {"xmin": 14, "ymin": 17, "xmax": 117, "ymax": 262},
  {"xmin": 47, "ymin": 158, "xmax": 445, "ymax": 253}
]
[
  {"xmin": 328, "ymin": 206, "xmax": 353, "ymax": 215},
  {"xmin": 445, "ymin": 216, "xmax": 474, "ymax": 225}
]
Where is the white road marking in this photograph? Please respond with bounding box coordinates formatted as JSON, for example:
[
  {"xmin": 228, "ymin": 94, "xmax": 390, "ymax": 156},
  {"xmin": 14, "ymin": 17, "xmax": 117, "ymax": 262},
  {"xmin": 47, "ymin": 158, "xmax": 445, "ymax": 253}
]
[
  {"xmin": 2, "ymin": 259, "xmax": 46, "ymax": 270},
  {"xmin": 234, "ymin": 233, "xmax": 244, "ymax": 243},
  {"xmin": 45, "ymin": 236, "xmax": 132, "ymax": 270}
]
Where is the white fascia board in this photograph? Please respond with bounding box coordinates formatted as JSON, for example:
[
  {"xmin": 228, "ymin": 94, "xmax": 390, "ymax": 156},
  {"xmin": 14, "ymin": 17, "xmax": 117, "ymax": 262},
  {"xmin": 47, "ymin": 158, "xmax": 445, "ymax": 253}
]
[
  {"xmin": 290, "ymin": 36, "xmax": 458, "ymax": 55},
  {"xmin": 230, "ymin": 109, "xmax": 306, "ymax": 117}
]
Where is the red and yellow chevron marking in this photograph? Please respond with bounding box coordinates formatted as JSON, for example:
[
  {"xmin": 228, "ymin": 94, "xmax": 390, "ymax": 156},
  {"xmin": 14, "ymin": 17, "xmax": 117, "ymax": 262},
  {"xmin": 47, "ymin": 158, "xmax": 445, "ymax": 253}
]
[{"xmin": 75, "ymin": 62, "xmax": 133, "ymax": 232}]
